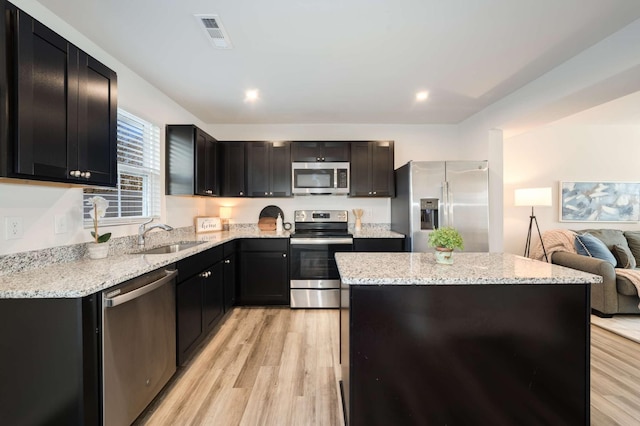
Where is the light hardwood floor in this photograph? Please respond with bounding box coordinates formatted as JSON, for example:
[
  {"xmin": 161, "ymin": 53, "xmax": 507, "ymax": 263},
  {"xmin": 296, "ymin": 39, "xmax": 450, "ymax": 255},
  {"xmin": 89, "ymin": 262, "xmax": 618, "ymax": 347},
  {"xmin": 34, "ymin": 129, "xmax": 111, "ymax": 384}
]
[
  {"xmin": 137, "ymin": 307, "xmax": 344, "ymax": 426},
  {"xmin": 137, "ymin": 308, "xmax": 640, "ymax": 425}
]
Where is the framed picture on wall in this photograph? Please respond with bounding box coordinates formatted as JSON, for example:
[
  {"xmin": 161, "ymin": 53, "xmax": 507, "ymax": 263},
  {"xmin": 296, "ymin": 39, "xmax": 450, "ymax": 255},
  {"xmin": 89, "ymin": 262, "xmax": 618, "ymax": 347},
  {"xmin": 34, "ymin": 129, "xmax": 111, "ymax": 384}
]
[{"xmin": 559, "ymin": 181, "xmax": 640, "ymax": 222}]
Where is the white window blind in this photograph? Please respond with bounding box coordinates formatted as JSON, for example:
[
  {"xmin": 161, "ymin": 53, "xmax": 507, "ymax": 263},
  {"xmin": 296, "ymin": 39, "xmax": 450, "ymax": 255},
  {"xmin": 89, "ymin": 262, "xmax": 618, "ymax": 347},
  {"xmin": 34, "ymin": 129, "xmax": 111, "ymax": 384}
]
[{"xmin": 83, "ymin": 109, "xmax": 161, "ymax": 224}]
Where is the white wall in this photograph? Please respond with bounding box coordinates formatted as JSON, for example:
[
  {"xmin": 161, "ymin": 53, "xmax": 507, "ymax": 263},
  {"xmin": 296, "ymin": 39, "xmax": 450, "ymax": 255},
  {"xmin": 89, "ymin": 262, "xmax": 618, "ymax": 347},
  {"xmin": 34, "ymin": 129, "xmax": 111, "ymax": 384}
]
[
  {"xmin": 455, "ymin": 17, "xmax": 640, "ymax": 252},
  {"xmin": 503, "ymin": 123, "xmax": 640, "ymax": 255}
]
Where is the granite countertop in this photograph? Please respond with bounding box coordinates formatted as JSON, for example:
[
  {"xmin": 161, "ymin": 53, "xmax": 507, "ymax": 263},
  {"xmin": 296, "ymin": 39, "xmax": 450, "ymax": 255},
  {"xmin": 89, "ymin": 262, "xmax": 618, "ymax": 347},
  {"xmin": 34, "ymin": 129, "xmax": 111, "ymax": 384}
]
[
  {"xmin": 335, "ymin": 252, "xmax": 602, "ymax": 285},
  {"xmin": 351, "ymin": 229, "xmax": 404, "ymax": 238},
  {"xmin": 0, "ymin": 230, "xmax": 289, "ymax": 299}
]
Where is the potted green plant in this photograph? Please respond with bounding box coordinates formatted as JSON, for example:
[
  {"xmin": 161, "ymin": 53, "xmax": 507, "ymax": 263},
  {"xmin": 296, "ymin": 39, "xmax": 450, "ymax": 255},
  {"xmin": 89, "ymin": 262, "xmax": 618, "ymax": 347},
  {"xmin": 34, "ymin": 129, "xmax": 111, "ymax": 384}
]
[
  {"xmin": 86, "ymin": 196, "xmax": 112, "ymax": 259},
  {"xmin": 428, "ymin": 227, "xmax": 464, "ymax": 265}
]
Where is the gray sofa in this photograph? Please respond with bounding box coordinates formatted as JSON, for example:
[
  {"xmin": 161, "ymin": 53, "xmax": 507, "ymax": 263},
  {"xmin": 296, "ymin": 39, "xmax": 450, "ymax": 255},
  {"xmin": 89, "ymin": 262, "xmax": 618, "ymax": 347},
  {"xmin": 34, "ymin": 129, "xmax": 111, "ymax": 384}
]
[{"xmin": 551, "ymin": 229, "xmax": 640, "ymax": 317}]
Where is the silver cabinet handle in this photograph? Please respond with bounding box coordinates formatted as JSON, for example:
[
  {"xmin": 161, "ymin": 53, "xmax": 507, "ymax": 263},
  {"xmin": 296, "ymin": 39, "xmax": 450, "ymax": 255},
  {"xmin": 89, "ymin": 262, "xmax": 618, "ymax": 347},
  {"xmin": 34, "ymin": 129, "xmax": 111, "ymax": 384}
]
[
  {"xmin": 205, "ymin": 190, "xmax": 213, "ymax": 194},
  {"xmin": 81, "ymin": 171, "xmax": 91, "ymax": 179},
  {"xmin": 283, "ymin": 253, "xmax": 287, "ymax": 257},
  {"xmin": 70, "ymin": 170, "xmax": 80, "ymax": 177},
  {"xmin": 200, "ymin": 271, "xmax": 212, "ymax": 278},
  {"xmin": 104, "ymin": 269, "xmax": 177, "ymax": 308},
  {"xmin": 239, "ymin": 191, "xmax": 244, "ymax": 195},
  {"xmin": 224, "ymin": 259, "xmax": 231, "ymax": 264},
  {"xmin": 270, "ymin": 192, "xmax": 273, "ymax": 195}
]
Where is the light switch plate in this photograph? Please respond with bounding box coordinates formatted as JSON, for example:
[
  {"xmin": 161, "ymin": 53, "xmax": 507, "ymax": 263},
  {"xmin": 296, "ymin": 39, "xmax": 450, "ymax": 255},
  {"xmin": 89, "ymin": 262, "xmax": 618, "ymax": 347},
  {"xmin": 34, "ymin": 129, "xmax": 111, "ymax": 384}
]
[{"xmin": 54, "ymin": 214, "xmax": 68, "ymax": 234}]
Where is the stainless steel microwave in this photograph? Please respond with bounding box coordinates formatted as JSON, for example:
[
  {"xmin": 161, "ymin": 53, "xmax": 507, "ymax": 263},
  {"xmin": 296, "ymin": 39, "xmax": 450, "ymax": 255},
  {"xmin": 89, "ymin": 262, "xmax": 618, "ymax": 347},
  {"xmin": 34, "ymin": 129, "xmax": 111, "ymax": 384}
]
[{"xmin": 292, "ymin": 162, "xmax": 350, "ymax": 195}]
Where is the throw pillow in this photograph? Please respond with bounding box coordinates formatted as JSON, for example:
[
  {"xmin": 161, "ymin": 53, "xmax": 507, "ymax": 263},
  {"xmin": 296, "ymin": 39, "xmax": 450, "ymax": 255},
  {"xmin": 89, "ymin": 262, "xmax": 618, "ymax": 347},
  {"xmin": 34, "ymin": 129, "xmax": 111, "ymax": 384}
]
[
  {"xmin": 623, "ymin": 231, "xmax": 640, "ymax": 266},
  {"xmin": 574, "ymin": 233, "xmax": 617, "ymax": 267},
  {"xmin": 611, "ymin": 244, "xmax": 636, "ymax": 269}
]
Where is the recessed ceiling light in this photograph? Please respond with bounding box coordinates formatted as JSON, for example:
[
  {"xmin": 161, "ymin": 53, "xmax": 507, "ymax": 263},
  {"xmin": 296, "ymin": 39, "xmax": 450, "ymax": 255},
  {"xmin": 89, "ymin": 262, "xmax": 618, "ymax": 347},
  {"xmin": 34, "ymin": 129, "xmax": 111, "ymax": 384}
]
[
  {"xmin": 245, "ymin": 89, "xmax": 259, "ymax": 102},
  {"xmin": 415, "ymin": 91, "xmax": 429, "ymax": 102}
]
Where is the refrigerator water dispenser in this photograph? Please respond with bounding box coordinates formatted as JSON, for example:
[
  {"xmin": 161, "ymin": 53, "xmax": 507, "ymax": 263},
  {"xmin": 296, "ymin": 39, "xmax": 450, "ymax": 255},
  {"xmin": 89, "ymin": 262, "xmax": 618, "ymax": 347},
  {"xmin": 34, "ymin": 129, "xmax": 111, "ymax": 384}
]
[{"xmin": 420, "ymin": 198, "xmax": 439, "ymax": 230}]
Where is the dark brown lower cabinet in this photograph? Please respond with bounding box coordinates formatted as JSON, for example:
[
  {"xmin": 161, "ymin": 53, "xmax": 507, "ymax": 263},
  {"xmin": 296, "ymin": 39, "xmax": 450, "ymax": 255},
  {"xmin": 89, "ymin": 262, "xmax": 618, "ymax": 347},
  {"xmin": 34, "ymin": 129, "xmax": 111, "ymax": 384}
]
[
  {"xmin": 353, "ymin": 238, "xmax": 405, "ymax": 252},
  {"xmin": 341, "ymin": 283, "xmax": 590, "ymax": 426},
  {"xmin": 0, "ymin": 295, "xmax": 100, "ymax": 425},
  {"xmin": 176, "ymin": 246, "xmax": 224, "ymax": 365},
  {"xmin": 238, "ymin": 238, "xmax": 289, "ymax": 305}
]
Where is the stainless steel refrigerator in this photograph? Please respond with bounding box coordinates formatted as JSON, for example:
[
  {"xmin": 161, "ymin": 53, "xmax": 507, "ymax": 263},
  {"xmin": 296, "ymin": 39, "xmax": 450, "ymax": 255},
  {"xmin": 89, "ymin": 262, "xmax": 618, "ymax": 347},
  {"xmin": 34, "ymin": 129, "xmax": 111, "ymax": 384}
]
[{"xmin": 391, "ymin": 161, "xmax": 489, "ymax": 252}]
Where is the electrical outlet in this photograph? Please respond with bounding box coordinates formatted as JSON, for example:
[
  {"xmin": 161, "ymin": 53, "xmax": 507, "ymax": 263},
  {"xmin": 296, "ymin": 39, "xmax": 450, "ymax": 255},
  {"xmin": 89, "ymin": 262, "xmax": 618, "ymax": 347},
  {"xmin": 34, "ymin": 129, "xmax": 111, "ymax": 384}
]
[
  {"xmin": 5, "ymin": 217, "xmax": 23, "ymax": 240},
  {"xmin": 365, "ymin": 209, "xmax": 374, "ymax": 220},
  {"xmin": 54, "ymin": 214, "xmax": 68, "ymax": 234}
]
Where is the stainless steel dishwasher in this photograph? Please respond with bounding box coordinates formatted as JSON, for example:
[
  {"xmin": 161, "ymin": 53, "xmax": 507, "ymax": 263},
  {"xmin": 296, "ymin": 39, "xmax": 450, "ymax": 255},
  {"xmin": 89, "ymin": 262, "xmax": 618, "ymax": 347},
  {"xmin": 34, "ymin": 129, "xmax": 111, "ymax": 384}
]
[{"xmin": 101, "ymin": 266, "xmax": 177, "ymax": 426}]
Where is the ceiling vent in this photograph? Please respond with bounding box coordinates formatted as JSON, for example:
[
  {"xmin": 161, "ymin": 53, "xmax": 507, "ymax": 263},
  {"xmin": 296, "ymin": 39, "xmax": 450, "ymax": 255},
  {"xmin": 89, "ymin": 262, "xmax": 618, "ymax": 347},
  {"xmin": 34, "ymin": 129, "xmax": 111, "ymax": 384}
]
[{"xmin": 194, "ymin": 14, "xmax": 233, "ymax": 49}]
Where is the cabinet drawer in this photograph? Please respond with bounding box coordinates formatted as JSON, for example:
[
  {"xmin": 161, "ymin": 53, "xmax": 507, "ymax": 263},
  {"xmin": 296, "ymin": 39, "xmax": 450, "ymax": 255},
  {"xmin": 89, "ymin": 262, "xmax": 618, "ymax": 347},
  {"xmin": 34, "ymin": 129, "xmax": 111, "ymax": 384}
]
[
  {"xmin": 177, "ymin": 245, "xmax": 223, "ymax": 281},
  {"xmin": 239, "ymin": 238, "xmax": 288, "ymax": 252}
]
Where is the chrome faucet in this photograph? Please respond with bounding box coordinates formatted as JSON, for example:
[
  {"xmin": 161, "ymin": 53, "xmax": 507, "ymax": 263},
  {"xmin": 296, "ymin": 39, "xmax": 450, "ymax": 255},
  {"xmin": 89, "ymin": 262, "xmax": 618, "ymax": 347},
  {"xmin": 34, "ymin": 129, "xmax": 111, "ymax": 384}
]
[{"xmin": 138, "ymin": 219, "xmax": 174, "ymax": 247}]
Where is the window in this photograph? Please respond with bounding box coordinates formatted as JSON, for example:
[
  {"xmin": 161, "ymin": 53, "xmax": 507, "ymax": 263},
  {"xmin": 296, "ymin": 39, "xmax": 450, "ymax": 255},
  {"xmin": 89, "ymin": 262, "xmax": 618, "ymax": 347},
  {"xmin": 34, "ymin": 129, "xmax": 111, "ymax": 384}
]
[{"xmin": 83, "ymin": 109, "xmax": 161, "ymax": 224}]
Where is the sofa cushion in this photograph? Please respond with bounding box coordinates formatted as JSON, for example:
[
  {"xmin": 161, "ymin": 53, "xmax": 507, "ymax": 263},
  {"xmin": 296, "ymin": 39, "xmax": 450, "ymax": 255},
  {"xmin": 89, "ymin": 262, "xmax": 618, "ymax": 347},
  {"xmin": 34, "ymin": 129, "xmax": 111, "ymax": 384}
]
[
  {"xmin": 611, "ymin": 244, "xmax": 636, "ymax": 269},
  {"xmin": 616, "ymin": 275, "xmax": 640, "ymax": 296},
  {"xmin": 575, "ymin": 233, "xmax": 617, "ymax": 267},
  {"xmin": 579, "ymin": 229, "xmax": 629, "ymax": 250},
  {"xmin": 624, "ymin": 231, "xmax": 640, "ymax": 265}
]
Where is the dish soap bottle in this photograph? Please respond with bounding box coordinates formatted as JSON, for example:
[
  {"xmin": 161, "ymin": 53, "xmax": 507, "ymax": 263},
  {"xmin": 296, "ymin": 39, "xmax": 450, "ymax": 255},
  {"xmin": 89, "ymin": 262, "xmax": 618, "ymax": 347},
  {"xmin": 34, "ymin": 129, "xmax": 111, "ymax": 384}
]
[{"xmin": 276, "ymin": 213, "xmax": 283, "ymax": 234}]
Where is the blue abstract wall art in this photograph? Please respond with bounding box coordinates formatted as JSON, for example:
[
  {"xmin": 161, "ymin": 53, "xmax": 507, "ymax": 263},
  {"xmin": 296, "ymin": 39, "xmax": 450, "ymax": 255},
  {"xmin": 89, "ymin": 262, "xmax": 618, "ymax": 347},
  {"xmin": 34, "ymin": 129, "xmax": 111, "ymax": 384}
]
[{"xmin": 560, "ymin": 181, "xmax": 640, "ymax": 222}]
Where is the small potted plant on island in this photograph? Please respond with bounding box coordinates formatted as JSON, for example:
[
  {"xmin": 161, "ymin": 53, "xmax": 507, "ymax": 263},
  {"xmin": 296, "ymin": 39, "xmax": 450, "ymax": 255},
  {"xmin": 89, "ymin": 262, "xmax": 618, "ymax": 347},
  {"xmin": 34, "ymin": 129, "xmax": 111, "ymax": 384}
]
[
  {"xmin": 86, "ymin": 196, "xmax": 112, "ymax": 259},
  {"xmin": 428, "ymin": 227, "xmax": 464, "ymax": 265}
]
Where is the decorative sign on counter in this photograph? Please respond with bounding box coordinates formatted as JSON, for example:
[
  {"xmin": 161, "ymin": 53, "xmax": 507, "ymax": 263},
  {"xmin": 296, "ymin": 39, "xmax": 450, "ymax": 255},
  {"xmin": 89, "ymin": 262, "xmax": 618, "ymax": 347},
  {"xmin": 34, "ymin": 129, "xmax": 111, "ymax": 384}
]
[{"xmin": 195, "ymin": 217, "xmax": 223, "ymax": 233}]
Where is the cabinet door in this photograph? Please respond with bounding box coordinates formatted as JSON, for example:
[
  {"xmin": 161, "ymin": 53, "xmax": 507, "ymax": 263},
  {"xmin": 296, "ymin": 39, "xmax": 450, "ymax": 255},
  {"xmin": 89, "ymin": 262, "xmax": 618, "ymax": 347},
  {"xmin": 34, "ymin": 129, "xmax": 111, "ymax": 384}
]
[
  {"xmin": 270, "ymin": 141, "xmax": 291, "ymax": 197},
  {"xmin": 322, "ymin": 142, "xmax": 350, "ymax": 162},
  {"xmin": 176, "ymin": 274, "xmax": 203, "ymax": 365},
  {"xmin": 353, "ymin": 238, "xmax": 404, "ymax": 252},
  {"xmin": 202, "ymin": 262, "xmax": 224, "ymax": 330},
  {"xmin": 246, "ymin": 142, "xmax": 271, "ymax": 196},
  {"xmin": 223, "ymin": 253, "xmax": 237, "ymax": 312},
  {"xmin": 291, "ymin": 141, "xmax": 322, "ymax": 162},
  {"xmin": 349, "ymin": 142, "xmax": 371, "ymax": 196},
  {"xmin": 195, "ymin": 129, "xmax": 218, "ymax": 196},
  {"xmin": 350, "ymin": 141, "xmax": 394, "ymax": 197},
  {"xmin": 370, "ymin": 141, "xmax": 394, "ymax": 197},
  {"xmin": 239, "ymin": 251, "xmax": 289, "ymax": 305},
  {"xmin": 77, "ymin": 53, "xmax": 117, "ymax": 186},
  {"xmin": 220, "ymin": 142, "xmax": 246, "ymax": 196},
  {"xmin": 14, "ymin": 12, "xmax": 78, "ymax": 181}
]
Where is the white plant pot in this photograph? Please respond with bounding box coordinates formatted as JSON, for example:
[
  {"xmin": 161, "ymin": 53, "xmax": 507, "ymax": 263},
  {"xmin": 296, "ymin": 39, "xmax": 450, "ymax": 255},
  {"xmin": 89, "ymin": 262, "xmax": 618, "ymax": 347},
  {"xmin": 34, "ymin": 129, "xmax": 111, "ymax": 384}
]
[
  {"xmin": 434, "ymin": 247, "xmax": 454, "ymax": 265},
  {"xmin": 87, "ymin": 242, "xmax": 109, "ymax": 259}
]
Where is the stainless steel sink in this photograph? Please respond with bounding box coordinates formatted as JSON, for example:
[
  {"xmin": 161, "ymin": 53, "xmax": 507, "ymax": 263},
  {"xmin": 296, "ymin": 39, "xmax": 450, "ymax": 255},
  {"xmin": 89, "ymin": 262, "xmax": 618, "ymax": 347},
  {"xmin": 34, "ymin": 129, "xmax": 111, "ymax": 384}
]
[{"xmin": 135, "ymin": 241, "xmax": 205, "ymax": 255}]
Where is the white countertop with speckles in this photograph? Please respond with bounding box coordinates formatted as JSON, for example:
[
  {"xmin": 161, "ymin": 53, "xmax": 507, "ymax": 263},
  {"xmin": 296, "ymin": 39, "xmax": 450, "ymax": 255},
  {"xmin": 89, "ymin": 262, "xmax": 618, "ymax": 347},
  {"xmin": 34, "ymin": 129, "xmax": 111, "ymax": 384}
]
[
  {"xmin": 0, "ymin": 230, "xmax": 289, "ymax": 299},
  {"xmin": 351, "ymin": 229, "xmax": 404, "ymax": 238},
  {"xmin": 335, "ymin": 252, "xmax": 602, "ymax": 285}
]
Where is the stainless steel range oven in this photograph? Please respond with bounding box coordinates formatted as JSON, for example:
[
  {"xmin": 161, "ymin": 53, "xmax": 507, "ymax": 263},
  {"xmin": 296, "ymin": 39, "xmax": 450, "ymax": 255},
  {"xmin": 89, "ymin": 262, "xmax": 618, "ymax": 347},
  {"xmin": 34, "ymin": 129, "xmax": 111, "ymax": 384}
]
[{"xmin": 290, "ymin": 210, "xmax": 353, "ymax": 308}]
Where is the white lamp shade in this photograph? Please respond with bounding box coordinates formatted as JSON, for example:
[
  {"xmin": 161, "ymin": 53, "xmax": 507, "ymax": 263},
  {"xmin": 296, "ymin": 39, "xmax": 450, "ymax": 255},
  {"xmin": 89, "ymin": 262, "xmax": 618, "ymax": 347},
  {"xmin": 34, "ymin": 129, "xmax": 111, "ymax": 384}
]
[
  {"xmin": 514, "ymin": 187, "xmax": 552, "ymax": 207},
  {"xmin": 219, "ymin": 206, "xmax": 232, "ymax": 219}
]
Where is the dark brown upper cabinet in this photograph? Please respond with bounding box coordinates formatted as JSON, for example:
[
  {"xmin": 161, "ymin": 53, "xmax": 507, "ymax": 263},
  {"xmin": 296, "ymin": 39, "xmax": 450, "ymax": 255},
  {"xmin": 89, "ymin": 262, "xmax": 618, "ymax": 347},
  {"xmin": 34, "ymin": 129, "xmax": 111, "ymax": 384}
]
[
  {"xmin": 166, "ymin": 125, "xmax": 219, "ymax": 197},
  {"xmin": 350, "ymin": 141, "xmax": 395, "ymax": 197},
  {"xmin": 0, "ymin": 3, "xmax": 117, "ymax": 186},
  {"xmin": 246, "ymin": 141, "xmax": 291, "ymax": 197},
  {"xmin": 291, "ymin": 141, "xmax": 350, "ymax": 162},
  {"xmin": 219, "ymin": 141, "xmax": 246, "ymax": 197}
]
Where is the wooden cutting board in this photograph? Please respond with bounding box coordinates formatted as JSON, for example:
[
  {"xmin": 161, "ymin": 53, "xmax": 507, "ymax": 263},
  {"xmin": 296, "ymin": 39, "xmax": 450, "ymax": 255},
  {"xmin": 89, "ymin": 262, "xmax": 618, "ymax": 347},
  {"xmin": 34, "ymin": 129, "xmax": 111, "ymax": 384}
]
[{"xmin": 258, "ymin": 217, "xmax": 277, "ymax": 231}]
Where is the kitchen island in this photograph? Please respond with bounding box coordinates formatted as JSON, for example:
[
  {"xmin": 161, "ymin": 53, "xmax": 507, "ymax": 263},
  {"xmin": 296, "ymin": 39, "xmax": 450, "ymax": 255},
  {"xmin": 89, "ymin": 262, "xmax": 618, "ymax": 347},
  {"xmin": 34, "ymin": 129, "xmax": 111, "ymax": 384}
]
[{"xmin": 336, "ymin": 252, "xmax": 601, "ymax": 426}]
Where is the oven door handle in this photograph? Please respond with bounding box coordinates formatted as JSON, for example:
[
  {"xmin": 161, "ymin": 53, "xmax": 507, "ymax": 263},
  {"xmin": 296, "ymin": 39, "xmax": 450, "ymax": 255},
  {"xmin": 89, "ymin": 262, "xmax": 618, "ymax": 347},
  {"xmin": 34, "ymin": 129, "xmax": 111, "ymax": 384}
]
[
  {"xmin": 290, "ymin": 238, "xmax": 353, "ymax": 245},
  {"xmin": 104, "ymin": 269, "xmax": 177, "ymax": 308}
]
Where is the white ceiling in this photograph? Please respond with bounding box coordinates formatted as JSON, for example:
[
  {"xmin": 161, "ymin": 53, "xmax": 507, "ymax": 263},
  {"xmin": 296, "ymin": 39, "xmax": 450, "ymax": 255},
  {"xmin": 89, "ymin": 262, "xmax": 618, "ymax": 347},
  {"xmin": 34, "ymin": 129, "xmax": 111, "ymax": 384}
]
[{"xmin": 35, "ymin": 0, "xmax": 640, "ymax": 125}]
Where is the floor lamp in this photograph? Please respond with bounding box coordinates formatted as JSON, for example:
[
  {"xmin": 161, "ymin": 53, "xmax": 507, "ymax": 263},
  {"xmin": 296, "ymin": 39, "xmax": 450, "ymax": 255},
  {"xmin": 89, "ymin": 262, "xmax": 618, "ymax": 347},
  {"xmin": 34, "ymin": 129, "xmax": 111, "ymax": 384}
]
[{"xmin": 515, "ymin": 187, "xmax": 552, "ymax": 261}]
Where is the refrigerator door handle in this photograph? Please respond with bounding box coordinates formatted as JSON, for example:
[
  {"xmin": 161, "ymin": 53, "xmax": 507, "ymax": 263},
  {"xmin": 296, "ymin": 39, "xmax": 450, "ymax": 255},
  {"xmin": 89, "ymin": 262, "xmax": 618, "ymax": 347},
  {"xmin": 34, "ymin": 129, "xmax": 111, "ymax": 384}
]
[
  {"xmin": 441, "ymin": 181, "xmax": 448, "ymax": 227},
  {"xmin": 447, "ymin": 181, "xmax": 454, "ymax": 228}
]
